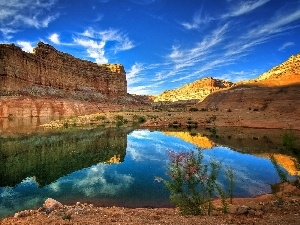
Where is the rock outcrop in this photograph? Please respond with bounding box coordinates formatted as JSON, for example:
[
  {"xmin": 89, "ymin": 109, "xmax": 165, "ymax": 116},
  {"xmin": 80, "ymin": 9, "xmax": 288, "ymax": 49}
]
[
  {"xmin": 154, "ymin": 77, "xmax": 233, "ymax": 102},
  {"xmin": 254, "ymin": 54, "xmax": 300, "ymax": 84},
  {"xmin": 196, "ymin": 54, "xmax": 300, "ymax": 130},
  {"xmin": 0, "ymin": 42, "xmax": 127, "ymax": 99},
  {"xmin": 198, "ymin": 54, "xmax": 300, "ymax": 110}
]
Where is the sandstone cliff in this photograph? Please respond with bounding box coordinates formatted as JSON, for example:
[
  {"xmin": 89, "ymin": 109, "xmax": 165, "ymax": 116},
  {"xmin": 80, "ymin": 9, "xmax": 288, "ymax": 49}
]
[
  {"xmin": 0, "ymin": 42, "xmax": 131, "ymax": 119},
  {"xmin": 0, "ymin": 42, "xmax": 127, "ymax": 99},
  {"xmin": 154, "ymin": 77, "xmax": 233, "ymax": 102}
]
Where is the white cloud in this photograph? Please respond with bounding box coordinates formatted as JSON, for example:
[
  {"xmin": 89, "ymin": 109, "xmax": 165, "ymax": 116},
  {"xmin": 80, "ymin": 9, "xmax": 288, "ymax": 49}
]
[
  {"xmin": 114, "ymin": 37, "xmax": 135, "ymax": 52},
  {"xmin": 0, "ymin": 0, "xmax": 59, "ymax": 38},
  {"xmin": 47, "ymin": 164, "xmax": 134, "ymax": 198},
  {"xmin": 243, "ymin": 9, "xmax": 300, "ymax": 40},
  {"xmin": 160, "ymin": 24, "xmax": 229, "ymax": 82},
  {"xmin": 16, "ymin": 41, "xmax": 34, "ymax": 53},
  {"xmin": 180, "ymin": 6, "xmax": 214, "ymax": 31},
  {"xmin": 278, "ymin": 42, "xmax": 295, "ymax": 52},
  {"xmin": 49, "ymin": 33, "xmax": 60, "ymax": 44},
  {"xmin": 127, "ymin": 63, "xmax": 144, "ymax": 84},
  {"xmin": 180, "ymin": 0, "xmax": 270, "ymax": 30},
  {"xmin": 165, "ymin": 3, "xmax": 300, "ymax": 88},
  {"xmin": 128, "ymin": 84, "xmax": 156, "ymax": 95},
  {"xmin": 74, "ymin": 27, "xmax": 135, "ymax": 64},
  {"xmin": 181, "ymin": 13, "xmax": 209, "ymax": 30},
  {"xmin": 224, "ymin": 0, "xmax": 270, "ymax": 18},
  {"xmin": 74, "ymin": 38, "xmax": 107, "ymax": 64}
]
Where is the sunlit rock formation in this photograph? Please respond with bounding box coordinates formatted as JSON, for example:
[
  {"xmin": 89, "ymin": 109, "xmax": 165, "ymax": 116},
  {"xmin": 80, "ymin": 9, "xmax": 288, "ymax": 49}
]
[
  {"xmin": 254, "ymin": 54, "xmax": 300, "ymax": 85},
  {"xmin": 154, "ymin": 77, "xmax": 233, "ymax": 102}
]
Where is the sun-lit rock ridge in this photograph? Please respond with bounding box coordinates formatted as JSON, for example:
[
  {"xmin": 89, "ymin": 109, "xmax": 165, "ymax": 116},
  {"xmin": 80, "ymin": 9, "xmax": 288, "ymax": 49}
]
[
  {"xmin": 255, "ymin": 53, "xmax": 300, "ymax": 84},
  {"xmin": 197, "ymin": 53, "xmax": 300, "ymax": 130},
  {"xmin": 154, "ymin": 77, "xmax": 233, "ymax": 102}
]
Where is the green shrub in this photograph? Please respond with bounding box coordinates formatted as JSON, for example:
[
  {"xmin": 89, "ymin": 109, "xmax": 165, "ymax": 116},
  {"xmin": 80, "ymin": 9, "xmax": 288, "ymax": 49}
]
[
  {"xmin": 133, "ymin": 115, "xmax": 146, "ymax": 124},
  {"xmin": 157, "ymin": 149, "xmax": 234, "ymax": 215},
  {"xmin": 114, "ymin": 115, "xmax": 128, "ymax": 127},
  {"xmin": 95, "ymin": 115, "xmax": 106, "ymax": 120}
]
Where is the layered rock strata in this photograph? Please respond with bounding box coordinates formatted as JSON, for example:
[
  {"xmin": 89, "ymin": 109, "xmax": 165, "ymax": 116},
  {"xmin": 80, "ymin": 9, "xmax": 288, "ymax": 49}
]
[{"xmin": 0, "ymin": 42, "xmax": 127, "ymax": 99}]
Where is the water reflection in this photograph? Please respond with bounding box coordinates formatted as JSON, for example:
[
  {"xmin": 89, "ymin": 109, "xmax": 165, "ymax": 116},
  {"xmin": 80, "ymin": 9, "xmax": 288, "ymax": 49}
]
[
  {"xmin": 0, "ymin": 128, "xmax": 298, "ymax": 218},
  {"xmin": 0, "ymin": 128, "xmax": 128, "ymax": 187}
]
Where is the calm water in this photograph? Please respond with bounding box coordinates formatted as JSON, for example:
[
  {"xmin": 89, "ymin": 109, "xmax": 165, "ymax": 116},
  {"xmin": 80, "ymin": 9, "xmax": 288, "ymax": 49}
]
[{"xmin": 0, "ymin": 127, "xmax": 297, "ymax": 218}]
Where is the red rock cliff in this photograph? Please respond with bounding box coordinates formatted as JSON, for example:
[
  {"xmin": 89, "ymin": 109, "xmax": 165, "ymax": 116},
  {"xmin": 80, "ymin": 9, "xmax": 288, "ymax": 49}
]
[{"xmin": 0, "ymin": 42, "xmax": 127, "ymax": 99}]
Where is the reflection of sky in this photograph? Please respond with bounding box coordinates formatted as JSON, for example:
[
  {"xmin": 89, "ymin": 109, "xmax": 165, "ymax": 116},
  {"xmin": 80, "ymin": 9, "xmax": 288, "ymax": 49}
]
[{"xmin": 0, "ymin": 129, "xmax": 287, "ymax": 218}]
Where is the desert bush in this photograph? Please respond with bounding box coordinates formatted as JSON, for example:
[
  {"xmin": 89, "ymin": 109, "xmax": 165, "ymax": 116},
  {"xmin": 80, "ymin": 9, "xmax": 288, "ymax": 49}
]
[
  {"xmin": 205, "ymin": 115, "xmax": 217, "ymax": 124},
  {"xmin": 132, "ymin": 115, "xmax": 146, "ymax": 124},
  {"xmin": 114, "ymin": 115, "xmax": 128, "ymax": 127},
  {"xmin": 189, "ymin": 107, "xmax": 199, "ymax": 112},
  {"xmin": 157, "ymin": 149, "xmax": 234, "ymax": 215},
  {"xmin": 169, "ymin": 121, "xmax": 181, "ymax": 128},
  {"xmin": 186, "ymin": 119, "xmax": 198, "ymax": 129},
  {"xmin": 95, "ymin": 115, "xmax": 106, "ymax": 120}
]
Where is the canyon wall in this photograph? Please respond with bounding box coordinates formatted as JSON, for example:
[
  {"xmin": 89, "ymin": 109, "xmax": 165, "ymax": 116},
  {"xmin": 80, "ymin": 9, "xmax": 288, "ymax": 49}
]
[{"xmin": 0, "ymin": 42, "xmax": 127, "ymax": 99}]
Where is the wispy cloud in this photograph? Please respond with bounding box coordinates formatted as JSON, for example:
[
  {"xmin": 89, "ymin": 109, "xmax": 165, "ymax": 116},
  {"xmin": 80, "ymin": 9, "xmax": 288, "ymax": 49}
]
[
  {"xmin": 160, "ymin": 23, "xmax": 229, "ymax": 81},
  {"xmin": 243, "ymin": 9, "xmax": 300, "ymax": 40},
  {"xmin": 180, "ymin": 8, "xmax": 213, "ymax": 30},
  {"xmin": 167, "ymin": 2, "xmax": 300, "ymax": 87},
  {"xmin": 224, "ymin": 0, "xmax": 270, "ymax": 18},
  {"xmin": 127, "ymin": 63, "xmax": 144, "ymax": 85},
  {"xmin": 73, "ymin": 27, "xmax": 135, "ymax": 64},
  {"xmin": 0, "ymin": 0, "xmax": 59, "ymax": 38},
  {"xmin": 180, "ymin": 0, "xmax": 270, "ymax": 30},
  {"xmin": 278, "ymin": 42, "xmax": 295, "ymax": 52}
]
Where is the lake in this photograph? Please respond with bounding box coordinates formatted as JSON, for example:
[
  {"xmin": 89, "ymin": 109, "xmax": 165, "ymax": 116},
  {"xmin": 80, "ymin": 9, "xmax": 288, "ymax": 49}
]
[{"xmin": 0, "ymin": 126, "xmax": 299, "ymax": 218}]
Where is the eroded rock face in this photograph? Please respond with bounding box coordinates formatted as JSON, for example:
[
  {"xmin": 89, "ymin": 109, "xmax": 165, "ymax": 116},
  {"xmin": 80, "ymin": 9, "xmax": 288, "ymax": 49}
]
[
  {"xmin": 0, "ymin": 97, "xmax": 124, "ymax": 118},
  {"xmin": 0, "ymin": 42, "xmax": 127, "ymax": 99},
  {"xmin": 255, "ymin": 54, "xmax": 300, "ymax": 83},
  {"xmin": 154, "ymin": 77, "xmax": 233, "ymax": 102}
]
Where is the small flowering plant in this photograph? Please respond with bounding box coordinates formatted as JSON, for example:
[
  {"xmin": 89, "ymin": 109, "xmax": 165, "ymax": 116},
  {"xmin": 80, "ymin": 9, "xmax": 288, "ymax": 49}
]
[{"xmin": 156, "ymin": 148, "xmax": 232, "ymax": 215}]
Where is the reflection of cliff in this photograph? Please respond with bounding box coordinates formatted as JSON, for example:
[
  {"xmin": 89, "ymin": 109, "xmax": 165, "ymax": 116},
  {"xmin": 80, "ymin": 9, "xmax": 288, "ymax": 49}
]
[
  {"xmin": 163, "ymin": 131, "xmax": 215, "ymax": 149},
  {"xmin": 163, "ymin": 128, "xmax": 300, "ymax": 176},
  {"xmin": 259, "ymin": 153, "xmax": 300, "ymax": 176},
  {"xmin": 0, "ymin": 128, "xmax": 129, "ymax": 187}
]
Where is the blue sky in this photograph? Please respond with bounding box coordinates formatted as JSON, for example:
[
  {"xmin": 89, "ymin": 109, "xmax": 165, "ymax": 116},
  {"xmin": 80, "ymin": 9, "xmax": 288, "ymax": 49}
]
[{"xmin": 0, "ymin": 0, "xmax": 300, "ymax": 95}]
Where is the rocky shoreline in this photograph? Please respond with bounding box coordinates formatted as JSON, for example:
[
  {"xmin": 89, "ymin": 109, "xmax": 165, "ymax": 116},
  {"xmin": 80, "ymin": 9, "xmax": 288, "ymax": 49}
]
[{"xmin": 1, "ymin": 182, "xmax": 300, "ymax": 225}]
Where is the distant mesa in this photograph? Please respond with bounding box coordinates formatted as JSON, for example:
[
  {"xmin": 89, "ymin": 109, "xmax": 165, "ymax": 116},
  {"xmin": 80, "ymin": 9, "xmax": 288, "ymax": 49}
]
[{"xmin": 154, "ymin": 77, "xmax": 233, "ymax": 103}]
